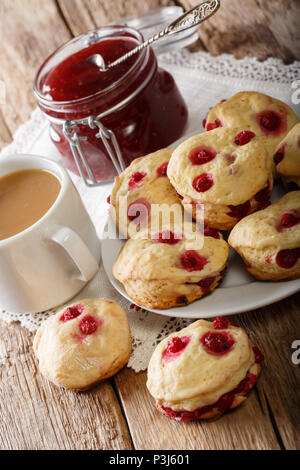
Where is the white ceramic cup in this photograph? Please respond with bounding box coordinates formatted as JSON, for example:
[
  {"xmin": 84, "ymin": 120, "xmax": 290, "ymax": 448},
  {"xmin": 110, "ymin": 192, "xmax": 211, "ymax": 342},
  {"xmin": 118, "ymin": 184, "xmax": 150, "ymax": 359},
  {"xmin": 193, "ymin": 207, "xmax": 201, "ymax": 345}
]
[{"xmin": 0, "ymin": 154, "xmax": 100, "ymax": 313}]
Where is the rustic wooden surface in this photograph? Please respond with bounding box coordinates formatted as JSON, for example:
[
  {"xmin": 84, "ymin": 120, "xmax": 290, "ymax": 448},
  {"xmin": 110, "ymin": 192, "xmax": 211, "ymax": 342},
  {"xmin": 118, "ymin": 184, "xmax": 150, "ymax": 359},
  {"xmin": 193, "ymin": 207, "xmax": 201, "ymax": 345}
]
[{"xmin": 0, "ymin": 0, "xmax": 299, "ymax": 450}]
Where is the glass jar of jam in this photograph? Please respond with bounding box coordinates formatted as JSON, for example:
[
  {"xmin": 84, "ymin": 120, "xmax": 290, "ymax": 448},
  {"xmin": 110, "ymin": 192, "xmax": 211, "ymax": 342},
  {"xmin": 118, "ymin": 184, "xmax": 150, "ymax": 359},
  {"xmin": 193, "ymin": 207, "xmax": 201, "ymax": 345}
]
[{"xmin": 34, "ymin": 26, "xmax": 188, "ymax": 184}]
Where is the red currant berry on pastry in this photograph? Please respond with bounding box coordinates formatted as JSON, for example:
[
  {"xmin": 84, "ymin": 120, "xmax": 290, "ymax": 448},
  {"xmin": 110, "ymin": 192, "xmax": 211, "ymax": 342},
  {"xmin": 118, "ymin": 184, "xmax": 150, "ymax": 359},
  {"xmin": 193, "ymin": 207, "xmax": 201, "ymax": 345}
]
[
  {"xmin": 168, "ymin": 336, "xmax": 190, "ymax": 353},
  {"xmin": 189, "ymin": 146, "xmax": 216, "ymax": 165},
  {"xmin": 200, "ymin": 331, "xmax": 235, "ymax": 356},
  {"xmin": 216, "ymin": 393, "xmax": 235, "ymax": 412},
  {"xmin": 274, "ymin": 144, "xmax": 286, "ymax": 164},
  {"xmin": 281, "ymin": 211, "xmax": 300, "ymax": 228},
  {"xmin": 202, "ymin": 117, "xmax": 206, "ymax": 129},
  {"xmin": 162, "ymin": 335, "xmax": 191, "ymax": 362},
  {"xmin": 254, "ymin": 182, "xmax": 270, "ymax": 203},
  {"xmin": 197, "ymin": 276, "xmax": 216, "ymax": 293},
  {"xmin": 203, "ymin": 227, "xmax": 221, "ymax": 239},
  {"xmin": 253, "ymin": 346, "xmax": 264, "ymax": 364},
  {"xmin": 234, "ymin": 130, "xmax": 255, "ymax": 146},
  {"xmin": 227, "ymin": 200, "xmax": 251, "ymax": 219},
  {"xmin": 256, "ymin": 109, "xmax": 283, "ymax": 135},
  {"xmin": 106, "ymin": 195, "xmax": 111, "ymax": 204},
  {"xmin": 79, "ymin": 315, "xmax": 99, "ymax": 335},
  {"xmin": 234, "ymin": 372, "xmax": 257, "ymax": 395},
  {"xmin": 128, "ymin": 171, "xmax": 146, "ymax": 190},
  {"xmin": 156, "ymin": 162, "xmax": 168, "ymax": 177},
  {"xmin": 206, "ymin": 118, "xmax": 222, "ymax": 131},
  {"xmin": 192, "ymin": 173, "xmax": 214, "ymax": 192},
  {"xmin": 265, "ymin": 256, "xmax": 271, "ymax": 264},
  {"xmin": 180, "ymin": 250, "xmax": 208, "ymax": 271},
  {"xmin": 276, "ymin": 210, "xmax": 300, "ymax": 231},
  {"xmin": 152, "ymin": 230, "xmax": 183, "ymax": 245},
  {"xmin": 275, "ymin": 248, "xmax": 300, "ymax": 269},
  {"xmin": 127, "ymin": 198, "xmax": 150, "ymax": 222},
  {"xmin": 60, "ymin": 304, "xmax": 85, "ymax": 322},
  {"xmin": 160, "ymin": 405, "xmax": 180, "ymax": 420},
  {"xmin": 213, "ymin": 316, "xmax": 229, "ymax": 329}
]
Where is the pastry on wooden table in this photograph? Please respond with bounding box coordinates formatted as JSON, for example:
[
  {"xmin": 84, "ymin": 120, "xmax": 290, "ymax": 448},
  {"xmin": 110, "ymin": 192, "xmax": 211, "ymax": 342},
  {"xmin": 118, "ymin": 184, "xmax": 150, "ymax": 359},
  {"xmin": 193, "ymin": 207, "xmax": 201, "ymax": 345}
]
[
  {"xmin": 147, "ymin": 317, "xmax": 263, "ymax": 422},
  {"xmin": 33, "ymin": 299, "xmax": 132, "ymax": 391},
  {"xmin": 205, "ymin": 91, "xmax": 299, "ymax": 173},
  {"xmin": 113, "ymin": 222, "xmax": 229, "ymax": 309},
  {"xmin": 167, "ymin": 127, "xmax": 273, "ymax": 230},
  {"xmin": 273, "ymin": 123, "xmax": 300, "ymax": 191},
  {"xmin": 109, "ymin": 148, "xmax": 183, "ymax": 238},
  {"xmin": 229, "ymin": 191, "xmax": 300, "ymax": 281}
]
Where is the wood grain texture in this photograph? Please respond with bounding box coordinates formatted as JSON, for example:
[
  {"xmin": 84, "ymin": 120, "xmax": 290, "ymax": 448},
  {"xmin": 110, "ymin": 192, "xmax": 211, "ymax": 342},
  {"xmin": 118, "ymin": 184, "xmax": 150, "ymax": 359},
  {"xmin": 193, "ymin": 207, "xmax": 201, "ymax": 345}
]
[
  {"xmin": 57, "ymin": 0, "xmax": 176, "ymax": 36},
  {"xmin": 237, "ymin": 292, "xmax": 300, "ymax": 450},
  {"xmin": 0, "ymin": 0, "xmax": 72, "ymax": 137},
  {"xmin": 182, "ymin": 0, "xmax": 300, "ymax": 63},
  {"xmin": 0, "ymin": 320, "xmax": 132, "ymax": 450}
]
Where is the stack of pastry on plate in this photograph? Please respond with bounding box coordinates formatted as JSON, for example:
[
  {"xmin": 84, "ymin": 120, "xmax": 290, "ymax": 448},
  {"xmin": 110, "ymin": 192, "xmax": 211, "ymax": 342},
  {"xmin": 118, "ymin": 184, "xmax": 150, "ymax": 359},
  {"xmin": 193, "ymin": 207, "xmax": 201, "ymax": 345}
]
[{"xmin": 110, "ymin": 91, "xmax": 300, "ymax": 309}]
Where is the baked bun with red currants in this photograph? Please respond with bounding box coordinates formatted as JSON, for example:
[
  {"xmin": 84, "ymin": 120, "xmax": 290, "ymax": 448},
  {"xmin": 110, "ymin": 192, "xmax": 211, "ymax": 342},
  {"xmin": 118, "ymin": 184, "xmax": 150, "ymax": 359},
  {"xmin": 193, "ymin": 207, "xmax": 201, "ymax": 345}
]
[
  {"xmin": 33, "ymin": 298, "xmax": 132, "ymax": 390},
  {"xmin": 167, "ymin": 127, "xmax": 273, "ymax": 230},
  {"xmin": 147, "ymin": 317, "xmax": 263, "ymax": 422},
  {"xmin": 113, "ymin": 222, "xmax": 228, "ymax": 310},
  {"xmin": 229, "ymin": 191, "xmax": 300, "ymax": 281}
]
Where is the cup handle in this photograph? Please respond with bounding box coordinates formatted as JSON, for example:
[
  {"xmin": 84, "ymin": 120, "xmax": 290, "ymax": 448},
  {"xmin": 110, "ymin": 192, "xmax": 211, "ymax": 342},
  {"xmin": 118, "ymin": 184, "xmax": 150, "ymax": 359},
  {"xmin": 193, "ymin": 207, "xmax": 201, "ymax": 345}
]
[{"xmin": 46, "ymin": 225, "xmax": 99, "ymax": 282}]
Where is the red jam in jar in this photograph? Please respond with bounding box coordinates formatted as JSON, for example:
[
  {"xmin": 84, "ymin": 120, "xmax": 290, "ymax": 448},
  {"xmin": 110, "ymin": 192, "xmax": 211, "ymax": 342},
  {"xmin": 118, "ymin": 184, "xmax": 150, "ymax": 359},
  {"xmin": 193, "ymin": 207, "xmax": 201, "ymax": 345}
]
[{"xmin": 34, "ymin": 26, "xmax": 188, "ymax": 183}]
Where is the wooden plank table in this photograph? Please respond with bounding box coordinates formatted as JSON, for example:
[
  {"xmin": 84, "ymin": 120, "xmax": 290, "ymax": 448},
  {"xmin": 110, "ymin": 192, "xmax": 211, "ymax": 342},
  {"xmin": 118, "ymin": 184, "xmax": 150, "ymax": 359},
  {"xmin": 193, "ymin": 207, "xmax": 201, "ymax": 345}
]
[{"xmin": 0, "ymin": 0, "xmax": 299, "ymax": 450}]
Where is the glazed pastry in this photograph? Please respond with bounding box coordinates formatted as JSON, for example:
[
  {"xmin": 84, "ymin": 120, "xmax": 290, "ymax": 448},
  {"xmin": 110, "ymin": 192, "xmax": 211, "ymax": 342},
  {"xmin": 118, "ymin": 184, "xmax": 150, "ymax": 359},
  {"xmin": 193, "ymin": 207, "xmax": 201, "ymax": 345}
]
[
  {"xmin": 110, "ymin": 148, "xmax": 183, "ymax": 238},
  {"xmin": 229, "ymin": 191, "xmax": 300, "ymax": 281},
  {"xmin": 33, "ymin": 298, "xmax": 132, "ymax": 390},
  {"xmin": 113, "ymin": 223, "xmax": 229, "ymax": 309},
  {"xmin": 273, "ymin": 123, "xmax": 300, "ymax": 190},
  {"xmin": 147, "ymin": 317, "xmax": 263, "ymax": 422},
  {"xmin": 167, "ymin": 127, "xmax": 273, "ymax": 230},
  {"xmin": 205, "ymin": 91, "xmax": 299, "ymax": 172}
]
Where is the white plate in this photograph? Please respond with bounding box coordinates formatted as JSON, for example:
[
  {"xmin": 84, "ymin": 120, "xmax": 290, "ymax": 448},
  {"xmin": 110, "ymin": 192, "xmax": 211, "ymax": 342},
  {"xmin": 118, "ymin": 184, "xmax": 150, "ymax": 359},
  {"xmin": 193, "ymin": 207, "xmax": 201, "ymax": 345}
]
[{"xmin": 102, "ymin": 132, "xmax": 300, "ymax": 319}]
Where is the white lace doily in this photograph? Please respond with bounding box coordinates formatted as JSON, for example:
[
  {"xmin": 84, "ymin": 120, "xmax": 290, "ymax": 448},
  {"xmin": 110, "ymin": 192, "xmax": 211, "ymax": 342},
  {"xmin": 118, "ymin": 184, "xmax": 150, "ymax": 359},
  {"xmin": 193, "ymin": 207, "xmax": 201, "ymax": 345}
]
[
  {"xmin": 160, "ymin": 49, "xmax": 300, "ymax": 84},
  {"xmin": 1, "ymin": 50, "xmax": 299, "ymax": 372}
]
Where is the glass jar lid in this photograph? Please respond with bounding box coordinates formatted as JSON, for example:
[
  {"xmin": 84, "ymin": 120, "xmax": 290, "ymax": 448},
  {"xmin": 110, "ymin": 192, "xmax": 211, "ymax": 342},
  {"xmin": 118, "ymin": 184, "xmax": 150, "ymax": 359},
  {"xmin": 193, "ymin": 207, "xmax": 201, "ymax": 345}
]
[{"xmin": 110, "ymin": 6, "xmax": 199, "ymax": 54}]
